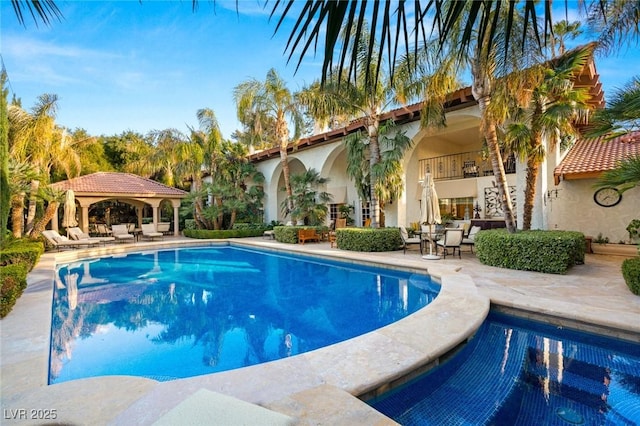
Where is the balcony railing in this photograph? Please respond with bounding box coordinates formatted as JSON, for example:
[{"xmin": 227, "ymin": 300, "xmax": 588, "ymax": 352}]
[{"xmin": 418, "ymin": 150, "xmax": 516, "ymax": 182}]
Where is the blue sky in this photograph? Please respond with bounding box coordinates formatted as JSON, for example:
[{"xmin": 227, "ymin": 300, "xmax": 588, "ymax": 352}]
[{"xmin": 2, "ymin": 1, "xmax": 639, "ymax": 140}]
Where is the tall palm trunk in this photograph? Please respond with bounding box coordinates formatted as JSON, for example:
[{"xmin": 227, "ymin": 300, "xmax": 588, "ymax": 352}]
[
  {"xmin": 277, "ymin": 114, "xmax": 295, "ymax": 224},
  {"xmin": 10, "ymin": 193, "xmax": 25, "ymax": 238},
  {"xmin": 25, "ymin": 179, "xmax": 40, "ymax": 235},
  {"xmin": 471, "ymin": 59, "xmax": 517, "ymax": 232},
  {"xmin": 30, "ymin": 201, "xmax": 59, "ymax": 239},
  {"xmin": 522, "ymin": 157, "xmax": 540, "ymax": 230},
  {"xmin": 367, "ymin": 116, "xmax": 381, "ymax": 228}
]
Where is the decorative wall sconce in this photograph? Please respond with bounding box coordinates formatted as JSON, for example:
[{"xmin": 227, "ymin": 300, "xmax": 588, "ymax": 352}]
[
  {"xmin": 473, "ymin": 201, "xmax": 482, "ymax": 219},
  {"xmin": 547, "ymin": 189, "xmax": 561, "ymax": 200}
]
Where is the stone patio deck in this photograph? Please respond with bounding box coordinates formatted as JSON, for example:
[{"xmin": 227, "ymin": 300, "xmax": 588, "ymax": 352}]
[{"xmin": 1, "ymin": 237, "xmax": 638, "ymax": 425}]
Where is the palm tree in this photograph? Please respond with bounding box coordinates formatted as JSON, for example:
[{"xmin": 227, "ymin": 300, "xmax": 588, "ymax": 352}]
[
  {"xmin": 28, "ymin": 185, "xmax": 65, "ymax": 239},
  {"xmin": 126, "ymin": 128, "xmax": 187, "ymax": 188},
  {"xmin": 504, "ymin": 45, "xmax": 594, "ymax": 230},
  {"xmin": 398, "ymin": 4, "xmax": 543, "ymax": 232},
  {"xmin": 596, "ymin": 155, "xmax": 640, "ymax": 193},
  {"xmin": 298, "ymin": 27, "xmax": 412, "ymax": 228},
  {"xmin": 282, "ymin": 169, "xmax": 331, "ymax": 226},
  {"xmin": 178, "ymin": 108, "xmax": 227, "ymax": 229},
  {"xmin": 585, "ymin": 76, "xmax": 640, "ymax": 138},
  {"xmin": 217, "ymin": 141, "xmax": 265, "ymax": 228},
  {"xmin": 234, "ymin": 68, "xmax": 305, "ymax": 223},
  {"xmin": 0, "ymin": 70, "xmax": 10, "ymax": 244},
  {"xmin": 8, "ymin": 93, "xmax": 81, "ymax": 237},
  {"xmin": 272, "ymin": 1, "xmax": 639, "ymax": 87},
  {"xmin": 7, "ymin": 160, "xmax": 38, "ymax": 238}
]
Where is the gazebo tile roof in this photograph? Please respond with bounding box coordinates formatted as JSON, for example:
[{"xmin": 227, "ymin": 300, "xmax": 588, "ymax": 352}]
[
  {"xmin": 51, "ymin": 172, "xmax": 187, "ymax": 197},
  {"xmin": 554, "ymin": 131, "xmax": 640, "ymax": 183}
]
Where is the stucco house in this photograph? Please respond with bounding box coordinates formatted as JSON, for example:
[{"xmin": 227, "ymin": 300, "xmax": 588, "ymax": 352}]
[{"xmin": 248, "ymin": 57, "xmax": 639, "ymax": 244}]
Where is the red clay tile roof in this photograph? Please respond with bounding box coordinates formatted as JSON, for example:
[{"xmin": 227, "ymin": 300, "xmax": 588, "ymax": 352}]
[
  {"xmin": 554, "ymin": 131, "xmax": 640, "ymax": 184},
  {"xmin": 51, "ymin": 172, "xmax": 187, "ymax": 197}
]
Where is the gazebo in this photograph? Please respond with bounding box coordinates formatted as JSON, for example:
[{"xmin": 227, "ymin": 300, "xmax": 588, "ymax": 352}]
[{"xmin": 50, "ymin": 172, "xmax": 188, "ymax": 236}]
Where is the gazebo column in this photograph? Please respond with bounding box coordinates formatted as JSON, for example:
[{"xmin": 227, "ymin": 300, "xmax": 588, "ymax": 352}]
[
  {"xmin": 173, "ymin": 205, "xmax": 180, "ymax": 236},
  {"xmin": 137, "ymin": 208, "xmax": 143, "ymax": 228},
  {"xmin": 171, "ymin": 200, "xmax": 181, "ymax": 236},
  {"xmin": 152, "ymin": 206, "xmax": 159, "ymax": 227},
  {"xmin": 81, "ymin": 206, "xmax": 90, "ymax": 233}
]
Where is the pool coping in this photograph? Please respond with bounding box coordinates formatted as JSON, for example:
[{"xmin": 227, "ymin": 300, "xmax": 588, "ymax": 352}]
[{"xmin": 1, "ymin": 238, "xmax": 638, "ymax": 425}]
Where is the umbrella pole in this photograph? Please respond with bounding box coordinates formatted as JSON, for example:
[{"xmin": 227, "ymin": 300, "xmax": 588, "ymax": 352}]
[{"xmin": 422, "ymin": 223, "xmax": 441, "ymax": 260}]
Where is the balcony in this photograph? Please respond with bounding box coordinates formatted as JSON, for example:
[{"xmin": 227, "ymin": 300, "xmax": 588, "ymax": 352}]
[{"xmin": 418, "ymin": 151, "xmax": 516, "ymax": 182}]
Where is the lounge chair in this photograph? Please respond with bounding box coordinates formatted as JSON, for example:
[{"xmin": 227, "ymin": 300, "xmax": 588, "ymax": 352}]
[
  {"xmin": 111, "ymin": 224, "xmax": 135, "ymax": 243},
  {"xmin": 462, "ymin": 225, "xmax": 482, "ymax": 252},
  {"xmin": 140, "ymin": 223, "xmax": 163, "ymax": 241},
  {"xmin": 42, "ymin": 230, "xmax": 101, "ymax": 251},
  {"xmin": 400, "ymin": 226, "xmax": 423, "ymax": 254},
  {"xmin": 436, "ymin": 228, "xmax": 464, "ymax": 258},
  {"xmin": 67, "ymin": 227, "xmax": 115, "ymax": 245},
  {"xmin": 95, "ymin": 223, "xmax": 112, "ymax": 236},
  {"xmin": 157, "ymin": 222, "xmax": 171, "ymax": 235}
]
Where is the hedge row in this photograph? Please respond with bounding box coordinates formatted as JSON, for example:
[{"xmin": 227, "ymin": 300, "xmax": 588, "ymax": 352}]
[
  {"xmin": 0, "ymin": 263, "xmax": 28, "ymax": 318},
  {"xmin": 336, "ymin": 228, "xmax": 403, "ymax": 252},
  {"xmin": 622, "ymin": 255, "xmax": 640, "ymax": 295},
  {"xmin": 475, "ymin": 229, "xmax": 585, "ymax": 274},
  {"xmin": 184, "ymin": 229, "xmax": 266, "ymax": 239},
  {"xmin": 0, "ymin": 240, "xmax": 44, "ymax": 318},
  {"xmin": 0, "ymin": 239, "xmax": 44, "ymax": 270}
]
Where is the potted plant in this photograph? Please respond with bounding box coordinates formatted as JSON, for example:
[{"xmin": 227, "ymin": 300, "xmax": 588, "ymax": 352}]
[
  {"xmin": 591, "ymin": 231, "xmax": 639, "ymax": 256},
  {"xmin": 626, "ymin": 219, "xmax": 640, "ymax": 243}
]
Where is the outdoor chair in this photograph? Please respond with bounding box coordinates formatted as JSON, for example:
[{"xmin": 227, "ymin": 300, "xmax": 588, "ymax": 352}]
[
  {"xmin": 400, "ymin": 226, "xmax": 423, "ymax": 254},
  {"xmin": 297, "ymin": 228, "xmax": 320, "ymax": 244},
  {"xmin": 95, "ymin": 224, "xmax": 112, "ymax": 236},
  {"xmin": 42, "ymin": 230, "xmax": 101, "ymax": 251},
  {"xmin": 67, "ymin": 227, "xmax": 115, "ymax": 245},
  {"xmin": 436, "ymin": 228, "xmax": 464, "ymax": 258},
  {"xmin": 111, "ymin": 224, "xmax": 135, "ymax": 243},
  {"xmin": 140, "ymin": 223, "xmax": 164, "ymax": 241},
  {"xmin": 157, "ymin": 222, "xmax": 171, "ymax": 235},
  {"xmin": 462, "ymin": 225, "xmax": 482, "ymax": 253},
  {"xmin": 329, "ymin": 218, "xmax": 348, "ymax": 248}
]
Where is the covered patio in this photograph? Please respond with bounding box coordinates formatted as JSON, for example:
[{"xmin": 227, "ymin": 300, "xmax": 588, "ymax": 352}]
[{"xmin": 50, "ymin": 172, "xmax": 188, "ymax": 236}]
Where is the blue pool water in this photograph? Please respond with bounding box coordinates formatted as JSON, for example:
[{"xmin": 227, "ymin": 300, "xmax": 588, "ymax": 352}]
[
  {"xmin": 49, "ymin": 245, "xmax": 438, "ymax": 384},
  {"xmin": 370, "ymin": 311, "xmax": 640, "ymax": 425}
]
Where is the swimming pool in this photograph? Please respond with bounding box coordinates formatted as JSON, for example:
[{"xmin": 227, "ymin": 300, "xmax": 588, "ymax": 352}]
[
  {"xmin": 49, "ymin": 245, "xmax": 439, "ymax": 384},
  {"xmin": 369, "ymin": 311, "xmax": 640, "ymax": 425}
]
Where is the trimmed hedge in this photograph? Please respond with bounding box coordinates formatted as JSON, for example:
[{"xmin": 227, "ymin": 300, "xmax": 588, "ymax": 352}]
[
  {"xmin": 0, "ymin": 239, "xmax": 44, "ymax": 271},
  {"xmin": 475, "ymin": 229, "xmax": 585, "ymax": 274},
  {"xmin": 336, "ymin": 228, "xmax": 403, "ymax": 252},
  {"xmin": 622, "ymin": 256, "xmax": 640, "ymax": 295},
  {"xmin": 184, "ymin": 228, "xmax": 266, "ymax": 239},
  {"xmin": 273, "ymin": 226, "xmax": 329, "ymax": 244},
  {"xmin": 1, "ymin": 263, "xmax": 28, "ymax": 318}
]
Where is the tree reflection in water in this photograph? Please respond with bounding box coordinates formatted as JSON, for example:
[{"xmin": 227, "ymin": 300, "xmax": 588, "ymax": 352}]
[{"xmin": 50, "ymin": 247, "xmax": 439, "ymax": 384}]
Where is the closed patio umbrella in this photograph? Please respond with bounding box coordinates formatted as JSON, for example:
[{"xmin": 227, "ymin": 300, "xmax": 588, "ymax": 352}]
[
  {"xmin": 420, "ymin": 173, "xmax": 441, "ymax": 260},
  {"xmin": 62, "ymin": 189, "xmax": 78, "ymax": 233}
]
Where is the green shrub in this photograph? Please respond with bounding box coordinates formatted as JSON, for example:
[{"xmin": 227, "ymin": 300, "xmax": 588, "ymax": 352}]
[
  {"xmin": 272, "ymin": 226, "xmax": 328, "ymax": 244},
  {"xmin": 1, "ymin": 263, "xmax": 28, "ymax": 318},
  {"xmin": 337, "ymin": 228, "xmax": 403, "ymax": 252},
  {"xmin": 622, "ymin": 257, "xmax": 640, "ymax": 295},
  {"xmin": 0, "ymin": 239, "xmax": 44, "ymax": 271},
  {"xmin": 232, "ymin": 223, "xmax": 271, "ymax": 231},
  {"xmin": 183, "ymin": 228, "xmax": 265, "ymax": 239},
  {"xmin": 475, "ymin": 229, "xmax": 585, "ymax": 274},
  {"xmin": 184, "ymin": 219, "xmax": 197, "ymax": 230}
]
